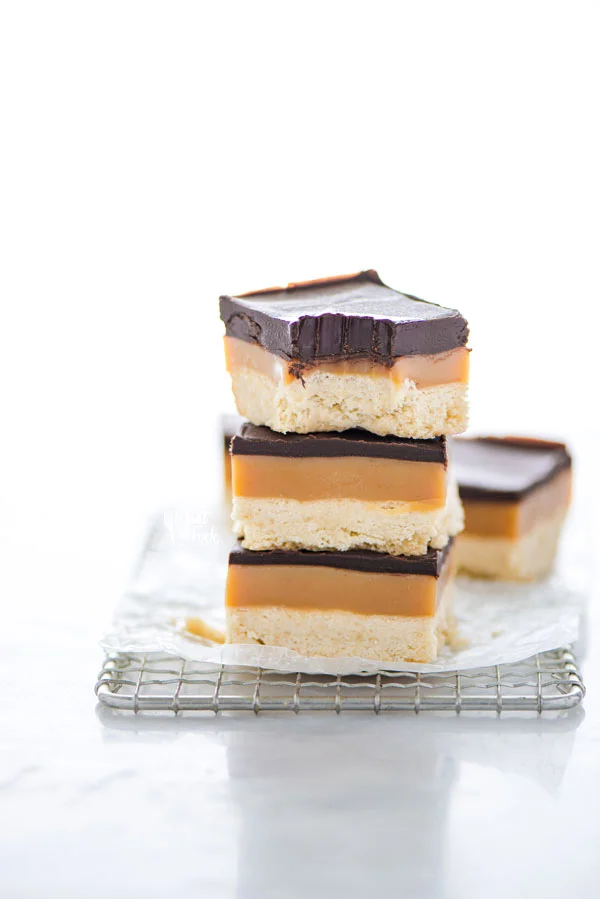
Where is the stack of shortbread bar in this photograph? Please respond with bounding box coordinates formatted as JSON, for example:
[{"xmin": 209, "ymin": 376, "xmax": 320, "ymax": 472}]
[{"xmin": 219, "ymin": 270, "xmax": 470, "ymax": 663}]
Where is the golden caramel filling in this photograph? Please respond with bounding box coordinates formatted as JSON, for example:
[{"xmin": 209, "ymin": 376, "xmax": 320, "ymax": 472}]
[
  {"xmin": 462, "ymin": 470, "xmax": 572, "ymax": 539},
  {"xmin": 225, "ymin": 564, "xmax": 444, "ymax": 617},
  {"xmin": 223, "ymin": 448, "xmax": 233, "ymax": 493},
  {"xmin": 232, "ymin": 454, "xmax": 447, "ymax": 506},
  {"xmin": 224, "ymin": 337, "xmax": 469, "ymax": 389}
]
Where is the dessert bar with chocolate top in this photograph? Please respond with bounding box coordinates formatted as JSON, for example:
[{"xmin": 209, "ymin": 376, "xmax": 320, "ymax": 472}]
[
  {"xmin": 225, "ymin": 539, "xmax": 457, "ymax": 663},
  {"xmin": 220, "ymin": 270, "xmax": 469, "ymax": 439},
  {"xmin": 230, "ymin": 423, "xmax": 463, "ymax": 555},
  {"xmin": 454, "ymin": 437, "xmax": 572, "ymax": 580}
]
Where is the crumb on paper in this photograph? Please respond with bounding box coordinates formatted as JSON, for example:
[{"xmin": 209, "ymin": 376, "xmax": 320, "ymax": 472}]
[
  {"xmin": 491, "ymin": 629, "xmax": 505, "ymax": 638},
  {"xmin": 447, "ymin": 621, "xmax": 471, "ymax": 652},
  {"xmin": 185, "ymin": 617, "xmax": 225, "ymax": 644}
]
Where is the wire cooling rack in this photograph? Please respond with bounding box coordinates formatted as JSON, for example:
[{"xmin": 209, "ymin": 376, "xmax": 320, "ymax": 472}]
[{"xmin": 95, "ymin": 646, "xmax": 584, "ymax": 714}]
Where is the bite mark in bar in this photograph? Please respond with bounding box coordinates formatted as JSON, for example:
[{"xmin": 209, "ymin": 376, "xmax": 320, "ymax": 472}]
[
  {"xmin": 220, "ymin": 270, "xmax": 470, "ymax": 438},
  {"xmin": 220, "ymin": 270, "xmax": 468, "ymax": 362},
  {"xmin": 224, "ymin": 337, "xmax": 469, "ymax": 389}
]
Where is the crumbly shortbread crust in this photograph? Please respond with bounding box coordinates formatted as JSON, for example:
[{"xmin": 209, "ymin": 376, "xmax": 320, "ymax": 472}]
[
  {"xmin": 229, "ymin": 364, "xmax": 468, "ymax": 439},
  {"xmin": 233, "ymin": 479, "xmax": 464, "ymax": 555}
]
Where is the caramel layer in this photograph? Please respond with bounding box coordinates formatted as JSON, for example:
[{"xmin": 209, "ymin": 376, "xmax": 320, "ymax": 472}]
[
  {"xmin": 232, "ymin": 454, "xmax": 447, "ymax": 505},
  {"xmin": 224, "ymin": 337, "xmax": 469, "ymax": 389},
  {"xmin": 463, "ymin": 470, "xmax": 571, "ymax": 538},
  {"xmin": 223, "ymin": 448, "xmax": 233, "ymax": 493},
  {"xmin": 226, "ymin": 565, "xmax": 441, "ymax": 617}
]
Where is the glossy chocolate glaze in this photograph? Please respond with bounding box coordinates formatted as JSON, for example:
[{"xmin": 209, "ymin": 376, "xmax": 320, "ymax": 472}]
[
  {"xmin": 228, "ymin": 539, "xmax": 453, "ymax": 577},
  {"xmin": 220, "ymin": 270, "xmax": 468, "ymax": 363},
  {"xmin": 231, "ymin": 423, "xmax": 447, "ymax": 464},
  {"xmin": 454, "ymin": 437, "xmax": 572, "ymax": 502}
]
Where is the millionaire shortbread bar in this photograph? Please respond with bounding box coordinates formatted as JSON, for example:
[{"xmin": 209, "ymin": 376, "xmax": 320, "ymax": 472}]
[
  {"xmin": 220, "ymin": 271, "xmax": 469, "ymax": 438},
  {"xmin": 230, "ymin": 424, "xmax": 463, "ymax": 555},
  {"xmin": 454, "ymin": 437, "xmax": 572, "ymax": 580},
  {"xmin": 225, "ymin": 540, "xmax": 457, "ymax": 663}
]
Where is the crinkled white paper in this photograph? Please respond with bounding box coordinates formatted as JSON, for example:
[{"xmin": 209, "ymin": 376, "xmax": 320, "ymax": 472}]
[{"xmin": 102, "ymin": 507, "xmax": 585, "ymax": 675}]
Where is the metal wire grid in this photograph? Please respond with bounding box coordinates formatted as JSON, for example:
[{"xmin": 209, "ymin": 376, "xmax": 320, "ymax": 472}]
[{"xmin": 96, "ymin": 646, "xmax": 584, "ymax": 714}]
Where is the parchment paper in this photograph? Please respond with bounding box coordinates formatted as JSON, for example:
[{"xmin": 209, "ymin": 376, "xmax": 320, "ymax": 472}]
[{"xmin": 102, "ymin": 507, "xmax": 585, "ymax": 674}]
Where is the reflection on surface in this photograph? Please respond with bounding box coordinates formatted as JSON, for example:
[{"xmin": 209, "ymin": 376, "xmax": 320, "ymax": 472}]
[
  {"xmin": 97, "ymin": 708, "xmax": 582, "ymax": 899},
  {"xmin": 226, "ymin": 719, "xmax": 456, "ymax": 899}
]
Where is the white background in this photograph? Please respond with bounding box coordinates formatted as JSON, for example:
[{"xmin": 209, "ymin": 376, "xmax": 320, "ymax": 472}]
[{"xmin": 1, "ymin": 3, "xmax": 599, "ymax": 898}]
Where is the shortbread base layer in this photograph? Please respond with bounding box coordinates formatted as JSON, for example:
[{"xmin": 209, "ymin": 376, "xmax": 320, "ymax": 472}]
[
  {"xmin": 229, "ymin": 365, "xmax": 468, "ymax": 438},
  {"xmin": 226, "ymin": 582, "xmax": 455, "ymax": 664},
  {"xmin": 233, "ymin": 480, "xmax": 464, "ymax": 555},
  {"xmin": 455, "ymin": 512, "xmax": 566, "ymax": 580}
]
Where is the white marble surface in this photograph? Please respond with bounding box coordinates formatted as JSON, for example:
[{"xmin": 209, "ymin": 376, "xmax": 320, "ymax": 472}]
[{"xmin": 2, "ymin": 508, "xmax": 600, "ymax": 899}]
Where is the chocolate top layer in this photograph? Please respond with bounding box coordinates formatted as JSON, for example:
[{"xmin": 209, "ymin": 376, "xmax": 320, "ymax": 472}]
[
  {"xmin": 453, "ymin": 437, "xmax": 572, "ymax": 502},
  {"xmin": 229, "ymin": 539, "xmax": 453, "ymax": 577},
  {"xmin": 231, "ymin": 422, "xmax": 447, "ymax": 464},
  {"xmin": 220, "ymin": 270, "xmax": 468, "ymax": 363}
]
